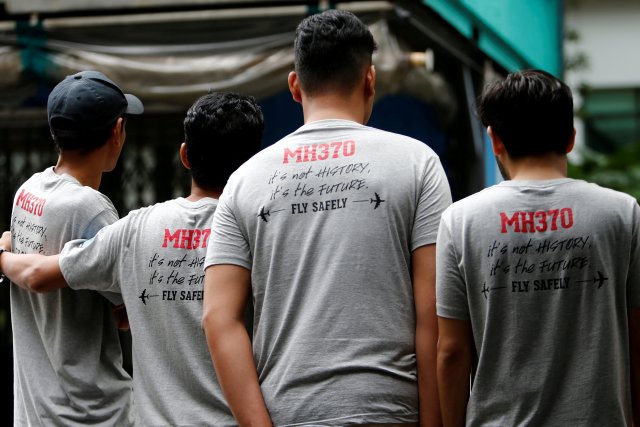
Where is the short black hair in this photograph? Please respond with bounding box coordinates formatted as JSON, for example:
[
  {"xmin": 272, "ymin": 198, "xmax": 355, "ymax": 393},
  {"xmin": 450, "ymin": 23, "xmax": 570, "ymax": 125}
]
[
  {"xmin": 183, "ymin": 92, "xmax": 264, "ymax": 188},
  {"xmin": 51, "ymin": 118, "xmax": 120, "ymax": 154},
  {"xmin": 476, "ymin": 69, "xmax": 574, "ymax": 158},
  {"xmin": 294, "ymin": 9, "xmax": 377, "ymax": 96}
]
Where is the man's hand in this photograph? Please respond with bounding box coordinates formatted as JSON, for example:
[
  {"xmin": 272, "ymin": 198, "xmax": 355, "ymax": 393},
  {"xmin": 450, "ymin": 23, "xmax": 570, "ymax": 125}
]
[
  {"xmin": 0, "ymin": 231, "xmax": 10, "ymax": 283},
  {"xmin": 0, "ymin": 252, "xmax": 67, "ymax": 292},
  {"xmin": 0, "ymin": 231, "xmax": 11, "ymax": 252},
  {"xmin": 112, "ymin": 304, "xmax": 130, "ymax": 331}
]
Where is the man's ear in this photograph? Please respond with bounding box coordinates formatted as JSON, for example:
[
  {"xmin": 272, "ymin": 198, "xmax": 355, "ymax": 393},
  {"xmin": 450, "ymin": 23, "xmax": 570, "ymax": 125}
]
[
  {"xmin": 365, "ymin": 65, "xmax": 376, "ymax": 99},
  {"xmin": 179, "ymin": 142, "xmax": 190, "ymax": 170},
  {"xmin": 488, "ymin": 126, "xmax": 505, "ymax": 156},
  {"xmin": 566, "ymin": 127, "xmax": 576, "ymax": 154},
  {"xmin": 111, "ymin": 117, "xmax": 125, "ymax": 148},
  {"xmin": 288, "ymin": 71, "xmax": 302, "ymax": 104}
]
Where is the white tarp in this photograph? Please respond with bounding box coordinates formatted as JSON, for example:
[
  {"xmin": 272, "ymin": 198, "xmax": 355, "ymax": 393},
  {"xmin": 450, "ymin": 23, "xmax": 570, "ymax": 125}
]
[
  {"xmin": 0, "ymin": 10, "xmax": 455, "ymax": 119},
  {"xmin": 5, "ymin": 0, "xmax": 262, "ymax": 14}
]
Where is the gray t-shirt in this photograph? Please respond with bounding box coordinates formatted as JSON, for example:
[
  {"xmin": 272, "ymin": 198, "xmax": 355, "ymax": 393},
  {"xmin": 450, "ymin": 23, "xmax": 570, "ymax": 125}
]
[
  {"xmin": 436, "ymin": 178, "xmax": 640, "ymax": 426},
  {"xmin": 60, "ymin": 197, "xmax": 236, "ymax": 427},
  {"xmin": 205, "ymin": 119, "xmax": 452, "ymax": 426},
  {"xmin": 10, "ymin": 166, "xmax": 133, "ymax": 426}
]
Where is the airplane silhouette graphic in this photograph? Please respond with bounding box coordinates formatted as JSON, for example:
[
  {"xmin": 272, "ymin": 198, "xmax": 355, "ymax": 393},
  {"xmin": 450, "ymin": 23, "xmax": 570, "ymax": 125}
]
[
  {"xmin": 258, "ymin": 206, "xmax": 270, "ymax": 223},
  {"xmin": 480, "ymin": 282, "xmax": 507, "ymax": 300},
  {"xmin": 138, "ymin": 289, "xmax": 159, "ymax": 305},
  {"xmin": 353, "ymin": 193, "xmax": 386, "ymax": 209},
  {"xmin": 576, "ymin": 271, "xmax": 609, "ymax": 289},
  {"xmin": 370, "ymin": 192, "xmax": 385, "ymax": 209},
  {"xmin": 481, "ymin": 282, "xmax": 490, "ymax": 300}
]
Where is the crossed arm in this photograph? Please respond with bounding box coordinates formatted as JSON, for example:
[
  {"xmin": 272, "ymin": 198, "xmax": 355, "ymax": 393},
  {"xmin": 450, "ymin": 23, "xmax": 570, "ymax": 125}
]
[
  {"xmin": 0, "ymin": 231, "xmax": 67, "ymax": 292},
  {"xmin": 202, "ymin": 264, "xmax": 272, "ymax": 427}
]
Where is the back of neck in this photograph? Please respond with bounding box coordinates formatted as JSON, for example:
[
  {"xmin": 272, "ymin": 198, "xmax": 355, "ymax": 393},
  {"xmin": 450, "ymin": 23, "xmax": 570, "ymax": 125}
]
[
  {"xmin": 302, "ymin": 93, "xmax": 367, "ymax": 124},
  {"xmin": 186, "ymin": 181, "xmax": 222, "ymax": 201},
  {"xmin": 54, "ymin": 154, "xmax": 103, "ymax": 190},
  {"xmin": 508, "ymin": 154, "xmax": 568, "ymax": 181}
]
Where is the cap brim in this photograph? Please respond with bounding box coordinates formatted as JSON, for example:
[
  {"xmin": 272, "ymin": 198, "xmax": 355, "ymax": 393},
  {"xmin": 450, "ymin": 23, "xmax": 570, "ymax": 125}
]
[{"xmin": 124, "ymin": 94, "xmax": 144, "ymax": 115}]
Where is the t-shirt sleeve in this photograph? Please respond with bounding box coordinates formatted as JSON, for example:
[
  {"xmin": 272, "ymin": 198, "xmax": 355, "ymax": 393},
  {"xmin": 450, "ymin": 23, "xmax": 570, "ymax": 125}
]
[
  {"xmin": 628, "ymin": 200, "xmax": 640, "ymax": 309},
  {"xmin": 411, "ymin": 154, "xmax": 452, "ymax": 250},
  {"xmin": 204, "ymin": 189, "xmax": 252, "ymax": 271},
  {"xmin": 72, "ymin": 199, "xmax": 123, "ymax": 304},
  {"xmin": 436, "ymin": 210, "xmax": 470, "ymax": 320},
  {"xmin": 60, "ymin": 215, "xmax": 128, "ymax": 296},
  {"xmin": 81, "ymin": 205, "xmax": 119, "ymax": 240}
]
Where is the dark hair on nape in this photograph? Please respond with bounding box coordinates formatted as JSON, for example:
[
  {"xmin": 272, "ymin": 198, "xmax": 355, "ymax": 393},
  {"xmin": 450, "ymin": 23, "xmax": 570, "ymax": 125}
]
[
  {"xmin": 294, "ymin": 9, "xmax": 377, "ymax": 96},
  {"xmin": 50, "ymin": 117, "xmax": 119, "ymax": 154},
  {"xmin": 184, "ymin": 92, "xmax": 264, "ymax": 189},
  {"xmin": 476, "ymin": 69, "xmax": 574, "ymax": 159}
]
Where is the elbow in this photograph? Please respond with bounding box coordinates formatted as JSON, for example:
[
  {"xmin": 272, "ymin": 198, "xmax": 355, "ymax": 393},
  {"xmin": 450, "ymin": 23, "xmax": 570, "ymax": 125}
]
[
  {"xmin": 437, "ymin": 341, "xmax": 472, "ymax": 372},
  {"xmin": 201, "ymin": 308, "xmax": 228, "ymax": 359},
  {"xmin": 201, "ymin": 304, "xmax": 244, "ymax": 355},
  {"xmin": 201, "ymin": 305, "xmax": 223, "ymax": 344}
]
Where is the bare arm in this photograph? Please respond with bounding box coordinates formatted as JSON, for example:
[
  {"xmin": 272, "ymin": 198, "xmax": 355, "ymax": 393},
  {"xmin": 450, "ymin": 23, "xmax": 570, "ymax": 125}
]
[
  {"xmin": 412, "ymin": 244, "xmax": 442, "ymax": 426},
  {"xmin": 437, "ymin": 316, "xmax": 472, "ymax": 427},
  {"xmin": 202, "ymin": 264, "xmax": 272, "ymax": 427},
  {"xmin": 0, "ymin": 232, "xmax": 67, "ymax": 292},
  {"xmin": 630, "ymin": 308, "xmax": 640, "ymax": 426}
]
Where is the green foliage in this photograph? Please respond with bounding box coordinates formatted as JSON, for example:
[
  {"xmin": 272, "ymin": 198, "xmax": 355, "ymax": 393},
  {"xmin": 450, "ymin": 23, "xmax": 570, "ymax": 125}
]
[{"xmin": 568, "ymin": 142, "xmax": 640, "ymax": 201}]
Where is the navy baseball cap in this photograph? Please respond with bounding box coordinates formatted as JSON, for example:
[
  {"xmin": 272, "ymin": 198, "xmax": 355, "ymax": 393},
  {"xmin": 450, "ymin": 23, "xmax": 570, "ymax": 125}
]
[{"xmin": 48, "ymin": 70, "xmax": 144, "ymax": 140}]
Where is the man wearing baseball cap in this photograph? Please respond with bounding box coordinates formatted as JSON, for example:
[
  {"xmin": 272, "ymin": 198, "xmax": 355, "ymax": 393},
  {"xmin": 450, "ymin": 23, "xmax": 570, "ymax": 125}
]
[{"xmin": 8, "ymin": 71, "xmax": 142, "ymax": 426}]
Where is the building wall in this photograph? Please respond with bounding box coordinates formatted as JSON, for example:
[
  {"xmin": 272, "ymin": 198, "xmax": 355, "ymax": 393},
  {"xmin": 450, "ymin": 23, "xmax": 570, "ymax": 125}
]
[
  {"xmin": 565, "ymin": 0, "xmax": 640, "ymax": 154},
  {"xmin": 424, "ymin": 0, "xmax": 564, "ymax": 76},
  {"xmin": 565, "ymin": 0, "xmax": 640, "ymax": 88}
]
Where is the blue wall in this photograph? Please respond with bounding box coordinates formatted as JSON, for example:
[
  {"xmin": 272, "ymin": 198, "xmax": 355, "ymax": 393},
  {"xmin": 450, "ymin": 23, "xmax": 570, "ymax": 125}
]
[{"xmin": 424, "ymin": 0, "xmax": 564, "ymax": 76}]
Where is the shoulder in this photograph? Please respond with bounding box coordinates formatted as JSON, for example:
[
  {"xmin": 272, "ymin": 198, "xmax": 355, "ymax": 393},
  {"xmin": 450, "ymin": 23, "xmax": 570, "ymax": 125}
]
[
  {"xmin": 18, "ymin": 170, "xmax": 44, "ymax": 187},
  {"xmin": 441, "ymin": 185, "xmax": 505, "ymax": 223},
  {"xmin": 90, "ymin": 198, "xmax": 201, "ymax": 244},
  {"xmin": 119, "ymin": 198, "xmax": 182, "ymax": 223},
  {"xmin": 13, "ymin": 168, "xmax": 50, "ymax": 203},
  {"xmin": 43, "ymin": 168, "xmax": 118, "ymax": 216},
  {"xmin": 358, "ymin": 124, "xmax": 438, "ymax": 154},
  {"xmin": 449, "ymin": 184, "xmax": 503, "ymax": 208},
  {"xmin": 123, "ymin": 197, "xmax": 218, "ymax": 222},
  {"xmin": 72, "ymin": 185, "xmax": 118, "ymax": 219},
  {"xmin": 573, "ymin": 179, "xmax": 637, "ymax": 204},
  {"xmin": 27, "ymin": 174, "xmax": 119, "ymax": 222}
]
